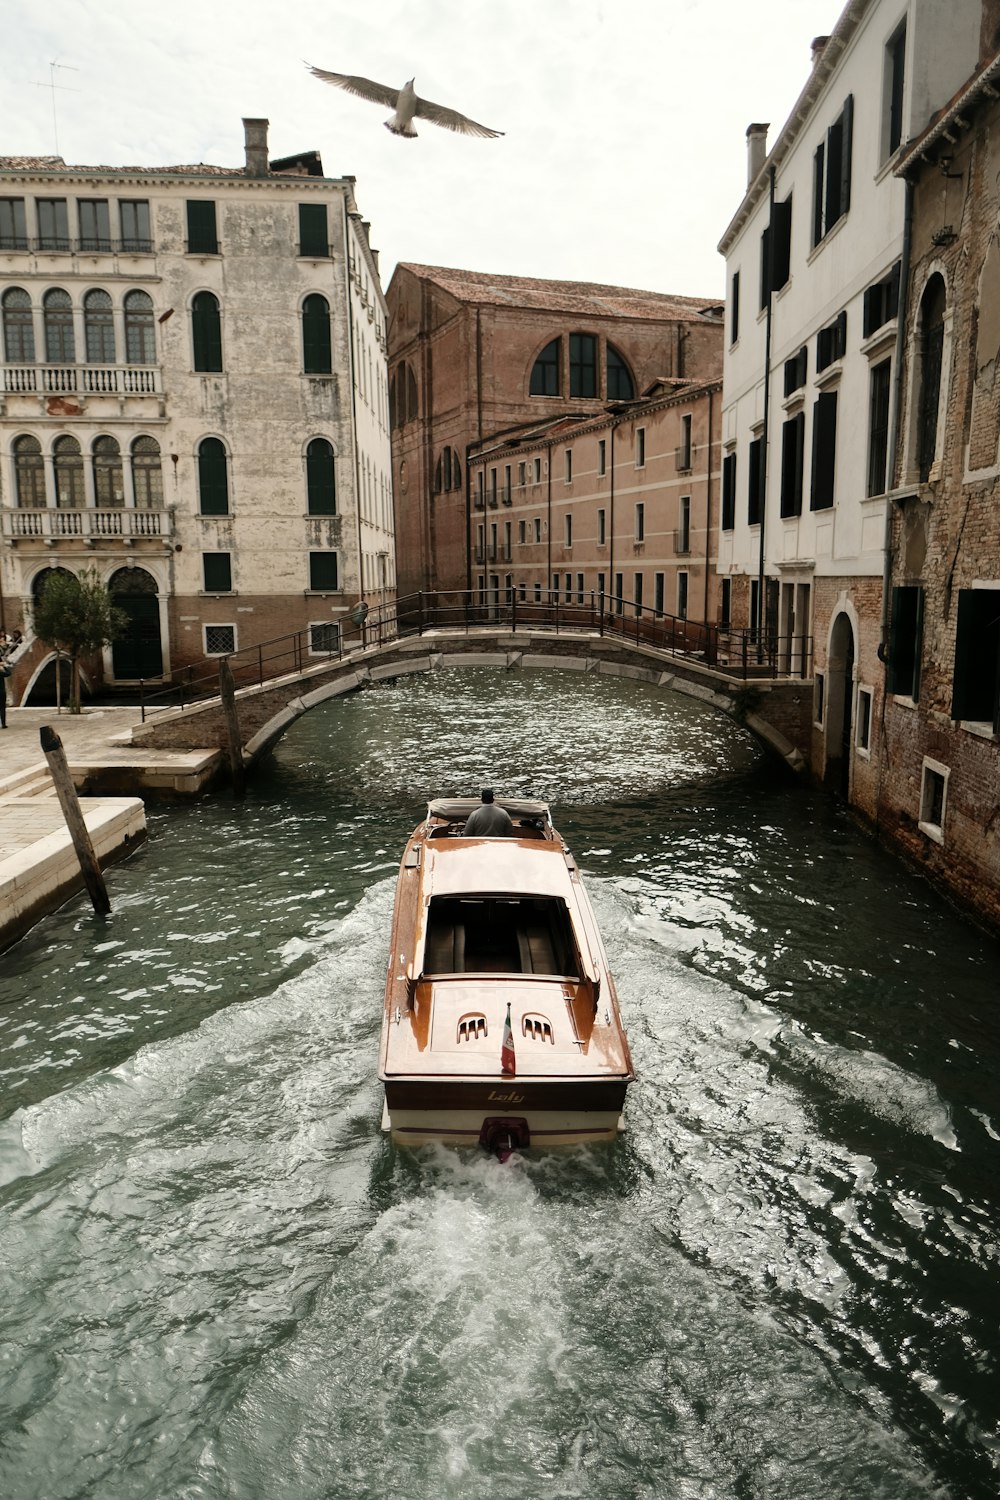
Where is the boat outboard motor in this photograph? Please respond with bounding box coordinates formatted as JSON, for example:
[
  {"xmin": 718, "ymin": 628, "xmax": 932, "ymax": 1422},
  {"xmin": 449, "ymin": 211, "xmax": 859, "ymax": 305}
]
[{"xmin": 479, "ymin": 1116, "xmax": 530, "ymax": 1162}]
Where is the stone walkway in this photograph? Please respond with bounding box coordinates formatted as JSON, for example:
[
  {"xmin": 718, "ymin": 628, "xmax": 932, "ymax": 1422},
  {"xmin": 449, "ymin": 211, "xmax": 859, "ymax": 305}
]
[{"xmin": 0, "ymin": 704, "xmax": 151, "ymax": 787}]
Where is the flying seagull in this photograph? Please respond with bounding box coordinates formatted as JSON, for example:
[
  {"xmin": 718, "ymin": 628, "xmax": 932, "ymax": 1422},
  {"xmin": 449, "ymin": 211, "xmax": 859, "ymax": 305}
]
[{"xmin": 306, "ymin": 66, "xmax": 503, "ymax": 139}]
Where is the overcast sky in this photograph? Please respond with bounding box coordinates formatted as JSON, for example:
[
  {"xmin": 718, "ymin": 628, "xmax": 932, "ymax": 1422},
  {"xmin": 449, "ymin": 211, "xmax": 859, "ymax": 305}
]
[{"xmin": 6, "ymin": 0, "xmax": 843, "ymax": 299}]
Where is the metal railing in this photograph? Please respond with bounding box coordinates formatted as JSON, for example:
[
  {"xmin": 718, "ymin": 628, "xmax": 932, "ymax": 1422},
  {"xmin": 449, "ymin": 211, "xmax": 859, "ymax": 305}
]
[{"xmin": 136, "ymin": 590, "xmax": 813, "ymax": 721}]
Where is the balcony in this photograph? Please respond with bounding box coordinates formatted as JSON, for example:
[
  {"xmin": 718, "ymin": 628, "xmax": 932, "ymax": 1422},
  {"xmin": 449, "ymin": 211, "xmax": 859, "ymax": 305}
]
[
  {"xmin": 3, "ymin": 364, "xmax": 162, "ymax": 396},
  {"xmin": 2, "ymin": 506, "xmax": 171, "ymax": 543},
  {"xmin": 0, "ymin": 236, "xmax": 154, "ymax": 255}
]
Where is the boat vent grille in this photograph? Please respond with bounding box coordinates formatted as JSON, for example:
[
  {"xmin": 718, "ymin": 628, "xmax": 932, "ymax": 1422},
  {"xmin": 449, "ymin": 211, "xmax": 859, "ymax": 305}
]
[
  {"xmin": 523, "ymin": 1014, "xmax": 554, "ymax": 1043},
  {"xmin": 457, "ymin": 1013, "xmax": 488, "ymax": 1043}
]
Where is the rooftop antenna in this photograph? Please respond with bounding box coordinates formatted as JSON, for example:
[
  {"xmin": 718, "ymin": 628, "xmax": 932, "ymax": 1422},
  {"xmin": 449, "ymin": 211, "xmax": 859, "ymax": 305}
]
[{"xmin": 33, "ymin": 60, "xmax": 80, "ymax": 155}]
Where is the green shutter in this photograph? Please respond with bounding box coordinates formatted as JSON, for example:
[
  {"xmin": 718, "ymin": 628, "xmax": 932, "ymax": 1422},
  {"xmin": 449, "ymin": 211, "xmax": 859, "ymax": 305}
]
[
  {"xmin": 203, "ymin": 552, "xmax": 232, "ymax": 592},
  {"xmin": 306, "ymin": 440, "xmax": 336, "ymax": 514},
  {"xmin": 299, "ymin": 203, "xmax": 329, "ymax": 257},
  {"xmin": 302, "ymin": 295, "xmax": 332, "ymax": 374},
  {"xmin": 192, "ymin": 293, "xmax": 222, "ymax": 372},
  {"xmin": 186, "ymin": 200, "xmax": 218, "ymax": 254},
  {"xmin": 951, "ymin": 589, "xmax": 1000, "ymax": 722},
  {"xmin": 309, "ymin": 552, "xmax": 338, "ymax": 591}
]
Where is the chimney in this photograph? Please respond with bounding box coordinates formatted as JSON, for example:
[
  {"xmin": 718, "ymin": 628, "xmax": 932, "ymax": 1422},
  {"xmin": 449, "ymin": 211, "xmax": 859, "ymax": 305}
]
[
  {"xmin": 811, "ymin": 36, "xmax": 831, "ymax": 66},
  {"xmin": 746, "ymin": 123, "xmax": 769, "ymax": 186},
  {"xmin": 243, "ymin": 117, "xmax": 269, "ymax": 177}
]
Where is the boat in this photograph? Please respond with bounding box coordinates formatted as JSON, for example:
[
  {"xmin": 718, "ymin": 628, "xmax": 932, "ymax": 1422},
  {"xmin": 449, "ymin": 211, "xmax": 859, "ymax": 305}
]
[{"xmin": 379, "ymin": 795, "xmax": 635, "ymax": 1154}]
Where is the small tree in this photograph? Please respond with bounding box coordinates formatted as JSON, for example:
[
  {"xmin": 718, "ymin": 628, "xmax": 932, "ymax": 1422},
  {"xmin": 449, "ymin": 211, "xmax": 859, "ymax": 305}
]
[{"xmin": 32, "ymin": 568, "xmax": 127, "ymax": 713}]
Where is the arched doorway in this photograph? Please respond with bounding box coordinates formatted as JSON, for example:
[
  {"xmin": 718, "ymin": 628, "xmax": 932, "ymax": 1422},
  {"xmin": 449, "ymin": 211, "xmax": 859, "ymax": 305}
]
[
  {"xmin": 109, "ymin": 567, "xmax": 163, "ymax": 679},
  {"xmin": 825, "ymin": 612, "xmax": 855, "ymax": 796},
  {"xmin": 25, "ymin": 567, "xmax": 87, "ymax": 706}
]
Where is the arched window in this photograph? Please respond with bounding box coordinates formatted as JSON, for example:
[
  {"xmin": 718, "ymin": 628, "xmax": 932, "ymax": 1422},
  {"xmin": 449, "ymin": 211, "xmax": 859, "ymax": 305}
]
[
  {"xmin": 917, "ymin": 274, "xmax": 946, "ymax": 483},
  {"xmin": 198, "ymin": 437, "xmax": 229, "ymax": 515},
  {"xmin": 306, "ymin": 438, "xmax": 336, "ymax": 514},
  {"xmin": 124, "ymin": 290, "xmax": 155, "ymax": 364},
  {"xmin": 607, "ymin": 345, "xmax": 635, "ymax": 400},
  {"xmin": 2, "ymin": 287, "xmax": 34, "ymax": 362},
  {"xmin": 405, "ymin": 364, "xmax": 419, "ymax": 422},
  {"xmin": 452, "ymin": 452, "xmax": 462, "ymax": 489},
  {"xmin": 93, "ymin": 436, "xmax": 124, "ymax": 508},
  {"xmin": 569, "ymin": 333, "xmax": 597, "ymax": 397},
  {"xmin": 131, "ymin": 436, "xmax": 163, "ymax": 509},
  {"xmin": 53, "ymin": 435, "xmax": 85, "ymax": 508},
  {"xmin": 32, "ymin": 566, "xmax": 74, "ymax": 604},
  {"xmin": 14, "ymin": 435, "xmax": 45, "ymax": 508},
  {"xmin": 442, "ymin": 446, "xmax": 452, "ymax": 492},
  {"xmin": 191, "ymin": 291, "xmax": 222, "ymax": 372},
  {"xmin": 43, "ymin": 288, "xmax": 75, "ymax": 363},
  {"xmin": 84, "ymin": 289, "xmax": 115, "ymax": 363},
  {"xmin": 302, "ymin": 293, "xmax": 332, "ymax": 374},
  {"xmin": 388, "ymin": 369, "xmax": 398, "ymax": 429},
  {"xmin": 530, "ymin": 338, "xmax": 560, "ymax": 396}
]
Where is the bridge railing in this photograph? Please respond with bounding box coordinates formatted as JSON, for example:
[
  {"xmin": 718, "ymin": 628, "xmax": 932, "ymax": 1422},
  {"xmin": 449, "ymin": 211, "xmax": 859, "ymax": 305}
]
[{"xmin": 137, "ymin": 589, "xmax": 812, "ymax": 720}]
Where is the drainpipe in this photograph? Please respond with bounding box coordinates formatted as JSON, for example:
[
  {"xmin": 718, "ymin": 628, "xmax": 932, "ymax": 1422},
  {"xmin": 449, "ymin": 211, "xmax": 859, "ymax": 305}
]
[
  {"xmin": 704, "ymin": 384, "xmax": 715, "ymax": 624},
  {"xmin": 757, "ymin": 165, "xmax": 776, "ymax": 646},
  {"xmin": 545, "ymin": 437, "xmax": 552, "ymax": 595},
  {"xmin": 879, "ymin": 176, "xmax": 914, "ymax": 661},
  {"xmin": 344, "ymin": 203, "xmax": 365, "ymax": 612}
]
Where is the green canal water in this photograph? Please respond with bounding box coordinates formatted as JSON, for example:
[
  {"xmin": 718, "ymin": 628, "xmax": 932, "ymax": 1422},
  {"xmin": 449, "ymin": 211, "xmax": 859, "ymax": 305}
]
[{"xmin": 1, "ymin": 668, "xmax": 998, "ymax": 1500}]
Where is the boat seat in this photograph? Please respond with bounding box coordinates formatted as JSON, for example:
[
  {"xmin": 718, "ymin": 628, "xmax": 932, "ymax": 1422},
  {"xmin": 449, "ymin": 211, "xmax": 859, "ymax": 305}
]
[
  {"xmin": 517, "ymin": 921, "xmax": 558, "ymax": 975},
  {"xmin": 425, "ymin": 921, "xmax": 466, "ymax": 974}
]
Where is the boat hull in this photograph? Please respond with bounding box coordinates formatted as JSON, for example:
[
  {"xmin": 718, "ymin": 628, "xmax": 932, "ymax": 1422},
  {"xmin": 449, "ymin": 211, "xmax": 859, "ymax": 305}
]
[{"xmin": 382, "ymin": 1077, "xmax": 629, "ymax": 1148}]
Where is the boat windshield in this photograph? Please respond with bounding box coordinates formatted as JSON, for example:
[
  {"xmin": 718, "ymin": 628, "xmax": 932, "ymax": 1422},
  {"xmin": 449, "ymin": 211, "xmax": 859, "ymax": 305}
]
[{"xmin": 423, "ymin": 895, "xmax": 580, "ymax": 977}]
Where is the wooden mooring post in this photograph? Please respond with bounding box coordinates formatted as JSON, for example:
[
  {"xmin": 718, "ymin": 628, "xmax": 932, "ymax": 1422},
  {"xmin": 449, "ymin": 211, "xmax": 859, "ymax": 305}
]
[
  {"xmin": 218, "ymin": 658, "xmax": 246, "ymax": 799},
  {"xmin": 39, "ymin": 725, "xmax": 111, "ymax": 916}
]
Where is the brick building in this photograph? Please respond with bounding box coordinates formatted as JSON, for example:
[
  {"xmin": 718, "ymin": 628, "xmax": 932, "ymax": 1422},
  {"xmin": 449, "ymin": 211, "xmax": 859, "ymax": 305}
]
[
  {"xmin": 872, "ymin": 4, "xmax": 1000, "ymax": 930},
  {"xmin": 386, "ymin": 263, "xmax": 724, "ymax": 604},
  {"xmin": 466, "ymin": 379, "xmax": 722, "ymax": 629},
  {"xmin": 0, "ymin": 120, "xmax": 393, "ymax": 702}
]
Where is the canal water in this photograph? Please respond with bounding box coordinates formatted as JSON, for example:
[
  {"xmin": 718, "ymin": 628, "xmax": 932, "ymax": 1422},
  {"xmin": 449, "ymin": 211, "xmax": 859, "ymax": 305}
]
[{"xmin": 1, "ymin": 668, "xmax": 998, "ymax": 1500}]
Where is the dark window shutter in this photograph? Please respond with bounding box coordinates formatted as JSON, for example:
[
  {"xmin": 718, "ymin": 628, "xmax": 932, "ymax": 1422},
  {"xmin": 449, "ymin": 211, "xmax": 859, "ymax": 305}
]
[
  {"xmin": 867, "ymin": 360, "xmax": 891, "ymax": 496},
  {"xmin": 810, "ymin": 390, "xmax": 838, "ymax": 509},
  {"xmin": 748, "ymin": 436, "xmax": 763, "ymax": 526},
  {"xmin": 306, "ymin": 439, "xmax": 336, "ymax": 514},
  {"xmin": 187, "ymin": 200, "xmax": 218, "ymax": 254},
  {"xmin": 198, "ymin": 438, "xmax": 229, "ymax": 515},
  {"xmin": 760, "ymin": 225, "xmax": 771, "ymax": 309},
  {"xmin": 309, "ymin": 552, "xmax": 339, "ymax": 591},
  {"xmin": 812, "ymin": 142, "xmax": 825, "ymax": 245},
  {"xmin": 302, "ymin": 294, "xmax": 332, "ymax": 374},
  {"xmin": 299, "ymin": 203, "xmax": 328, "ymax": 257},
  {"xmin": 530, "ymin": 339, "xmax": 560, "ymax": 396},
  {"xmin": 192, "ymin": 292, "xmax": 222, "ymax": 371},
  {"xmin": 951, "ymin": 589, "xmax": 1000, "ymax": 722},
  {"xmin": 722, "ymin": 453, "xmax": 736, "ymax": 530},
  {"xmin": 203, "ymin": 552, "xmax": 232, "ymax": 592},
  {"xmin": 731, "ymin": 272, "xmax": 740, "ymax": 343},
  {"xmin": 772, "ymin": 197, "xmax": 792, "ymax": 291},
  {"xmin": 840, "ymin": 95, "xmax": 854, "ymax": 216},
  {"xmin": 889, "ymin": 585, "xmax": 922, "ymax": 698},
  {"xmin": 780, "ymin": 412, "xmax": 805, "ymax": 518}
]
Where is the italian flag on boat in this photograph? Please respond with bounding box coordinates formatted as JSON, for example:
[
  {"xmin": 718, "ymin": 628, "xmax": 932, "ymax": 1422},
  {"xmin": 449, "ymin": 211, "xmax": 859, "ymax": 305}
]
[{"xmin": 501, "ymin": 1001, "xmax": 516, "ymax": 1075}]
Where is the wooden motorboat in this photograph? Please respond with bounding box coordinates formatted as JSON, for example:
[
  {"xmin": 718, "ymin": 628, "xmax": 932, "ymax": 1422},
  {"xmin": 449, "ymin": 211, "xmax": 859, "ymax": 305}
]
[{"xmin": 379, "ymin": 796, "xmax": 634, "ymax": 1153}]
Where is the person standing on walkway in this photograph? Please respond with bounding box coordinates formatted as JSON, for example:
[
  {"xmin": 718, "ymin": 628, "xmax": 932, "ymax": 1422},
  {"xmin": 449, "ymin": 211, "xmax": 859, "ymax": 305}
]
[{"xmin": 0, "ymin": 633, "xmax": 10, "ymax": 729}]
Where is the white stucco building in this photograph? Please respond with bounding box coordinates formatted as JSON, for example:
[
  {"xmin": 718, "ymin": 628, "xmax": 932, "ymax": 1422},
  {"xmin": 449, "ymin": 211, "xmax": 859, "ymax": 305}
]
[
  {"xmin": 0, "ymin": 119, "xmax": 394, "ymax": 697},
  {"xmin": 717, "ymin": 0, "xmax": 982, "ymax": 788}
]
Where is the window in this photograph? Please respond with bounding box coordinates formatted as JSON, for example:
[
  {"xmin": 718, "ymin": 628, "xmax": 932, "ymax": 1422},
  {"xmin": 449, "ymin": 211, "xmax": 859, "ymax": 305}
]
[
  {"xmin": 203, "ymin": 552, "xmax": 232, "ymax": 592},
  {"xmin": 504, "ymin": 520, "xmax": 512, "ymax": 559},
  {"xmin": 677, "ymin": 572, "xmax": 689, "ymax": 619},
  {"xmin": 867, "ymin": 360, "xmax": 892, "ymax": 497},
  {"xmin": 598, "ymin": 439, "xmax": 606, "ymax": 476},
  {"xmin": 810, "ymin": 391, "xmax": 838, "ymax": 510},
  {"xmin": 14, "ymin": 435, "xmax": 45, "ymax": 507},
  {"xmin": 53, "ymin": 436, "xmax": 84, "ymax": 509},
  {"xmin": 503, "ymin": 464, "xmax": 511, "ymax": 504},
  {"xmin": 530, "ymin": 339, "xmax": 560, "ymax": 396},
  {"xmin": 812, "ymin": 96, "xmax": 853, "ymax": 245},
  {"xmin": 533, "ymin": 517, "xmax": 542, "ymax": 543},
  {"xmin": 0, "ymin": 197, "xmax": 27, "ymax": 250},
  {"xmin": 856, "ymin": 687, "xmax": 873, "ymax": 753},
  {"xmin": 198, "ymin": 437, "xmax": 229, "ymax": 515},
  {"xmin": 864, "ymin": 264, "xmax": 901, "ymax": 338},
  {"xmin": 597, "ymin": 572, "xmax": 606, "ymax": 601},
  {"xmin": 564, "ymin": 449, "xmax": 572, "ymax": 483},
  {"xmin": 302, "ymin": 293, "xmax": 332, "ymax": 374},
  {"xmin": 534, "ymin": 582, "xmax": 542, "ymax": 602},
  {"xmin": 816, "ymin": 310, "xmax": 847, "ymax": 372},
  {"xmin": 78, "ymin": 200, "xmax": 111, "ymax": 252},
  {"xmin": 919, "ymin": 759, "xmax": 948, "ymax": 843},
  {"xmin": 124, "ymin": 290, "xmax": 155, "ymax": 364},
  {"xmin": 888, "ymin": 585, "xmax": 923, "ymax": 699},
  {"xmin": 760, "ymin": 195, "xmax": 792, "ymax": 306},
  {"xmin": 192, "ymin": 291, "xmax": 222, "ymax": 371},
  {"xmin": 730, "ymin": 270, "xmax": 740, "ymax": 344},
  {"xmin": 120, "ymin": 200, "xmax": 151, "ymax": 252},
  {"xmin": 306, "ymin": 438, "xmax": 336, "ymax": 514},
  {"xmin": 720, "ymin": 577, "xmax": 732, "ymax": 628},
  {"xmin": 951, "ymin": 587, "xmax": 1000, "ymax": 728},
  {"xmin": 577, "ymin": 573, "xmax": 585, "ymax": 604},
  {"xmin": 299, "ymin": 203, "xmax": 329, "ymax": 257},
  {"xmin": 884, "ymin": 21, "xmax": 907, "ymax": 160},
  {"xmin": 597, "ymin": 508, "xmax": 606, "ymax": 545},
  {"xmin": 309, "ymin": 553, "xmax": 338, "ymax": 591},
  {"xmin": 606, "ymin": 345, "xmax": 634, "ymax": 399},
  {"xmin": 551, "ymin": 573, "xmax": 559, "ymax": 599},
  {"xmin": 131, "ymin": 436, "xmax": 163, "ymax": 509},
  {"xmin": 517, "ymin": 461, "xmax": 526, "ymax": 487},
  {"xmin": 748, "ymin": 435, "xmax": 764, "ymax": 525},
  {"xmin": 565, "ymin": 573, "xmax": 572, "ymax": 603},
  {"xmin": 186, "ymin": 200, "xmax": 218, "ymax": 254},
  {"xmin": 636, "ymin": 428, "xmax": 645, "ymax": 469},
  {"xmin": 43, "ymin": 288, "xmax": 74, "ymax": 362},
  {"xmin": 917, "ymin": 275, "xmax": 946, "ymax": 482},
  {"xmin": 677, "ymin": 414, "xmax": 692, "ymax": 470},
  {"xmin": 205, "ymin": 624, "xmax": 236, "ymax": 655},
  {"xmin": 309, "ymin": 621, "xmax": 341, "ymax": 655},
  {"xmin": 780, "ymin": 412, "xmax": 805, "ymax": 518},
  {"xmin": 564, "ymin": 514, "xmax": 573, "ymax": 546},
  {"xmin": 784, "ymin": 346, "xmax": 807, "ymax": 396},
  {"xmin": 84, "ymin": 289, "xmax": 115, "ymax": 363},
  {"xmin": 721, "ymin": 452, "xmax": 736, "ymax": 531},
  {"xmin": 533, "ymin": 457, "xmax": 541, "ymax": 483},
  {"xmin": 569, "ymin": 333, "xmax": 597, "ymax": 397},
  {"xmin": 2, "ymin": 287, "xmax": 34, "ymax": 361},
  {"xmin": 635, "ymin": 502, "xmax": 645, "ymax": 542},
  {"xmin": 679, "ymin": 496, "xmax": 691, "ymax": 553},
  {"xmin": 475, "ymin": 471, "xmax": 484, "ymax": 509},
  {"xmin": 814, "ymin": 672, "xmax": 825, "ymax": 725},
  {"xmin": 518, "ymin": 519, "xmax": 526, "ymax": 544},
  {"xmin": 614, "ymin": 573, "xmax": 624, "ymax": 615},
  {"xmin": 93, "ymin": 435, "xmax": 124, "ymax": 508},
  {"xmin": 634, "ymin": 574, "xmax": 643, "ymax": 614},
  {"xmin": 654, "ymin": 573, "xmax": 664, "ymax": 616},
  {"xmin": 37, "ymin": 198, "xmax": 69, "ymax": 251}
]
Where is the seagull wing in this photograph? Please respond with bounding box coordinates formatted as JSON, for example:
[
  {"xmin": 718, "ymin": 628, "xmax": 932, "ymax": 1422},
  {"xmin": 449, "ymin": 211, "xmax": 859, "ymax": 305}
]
[
  {"xmin": 305, "ymin": 65, "xmax": 399, "ymax": 110},
  {"xmin": 413, "ymin": 92, "xmax": 504, "ymax": 139}
]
